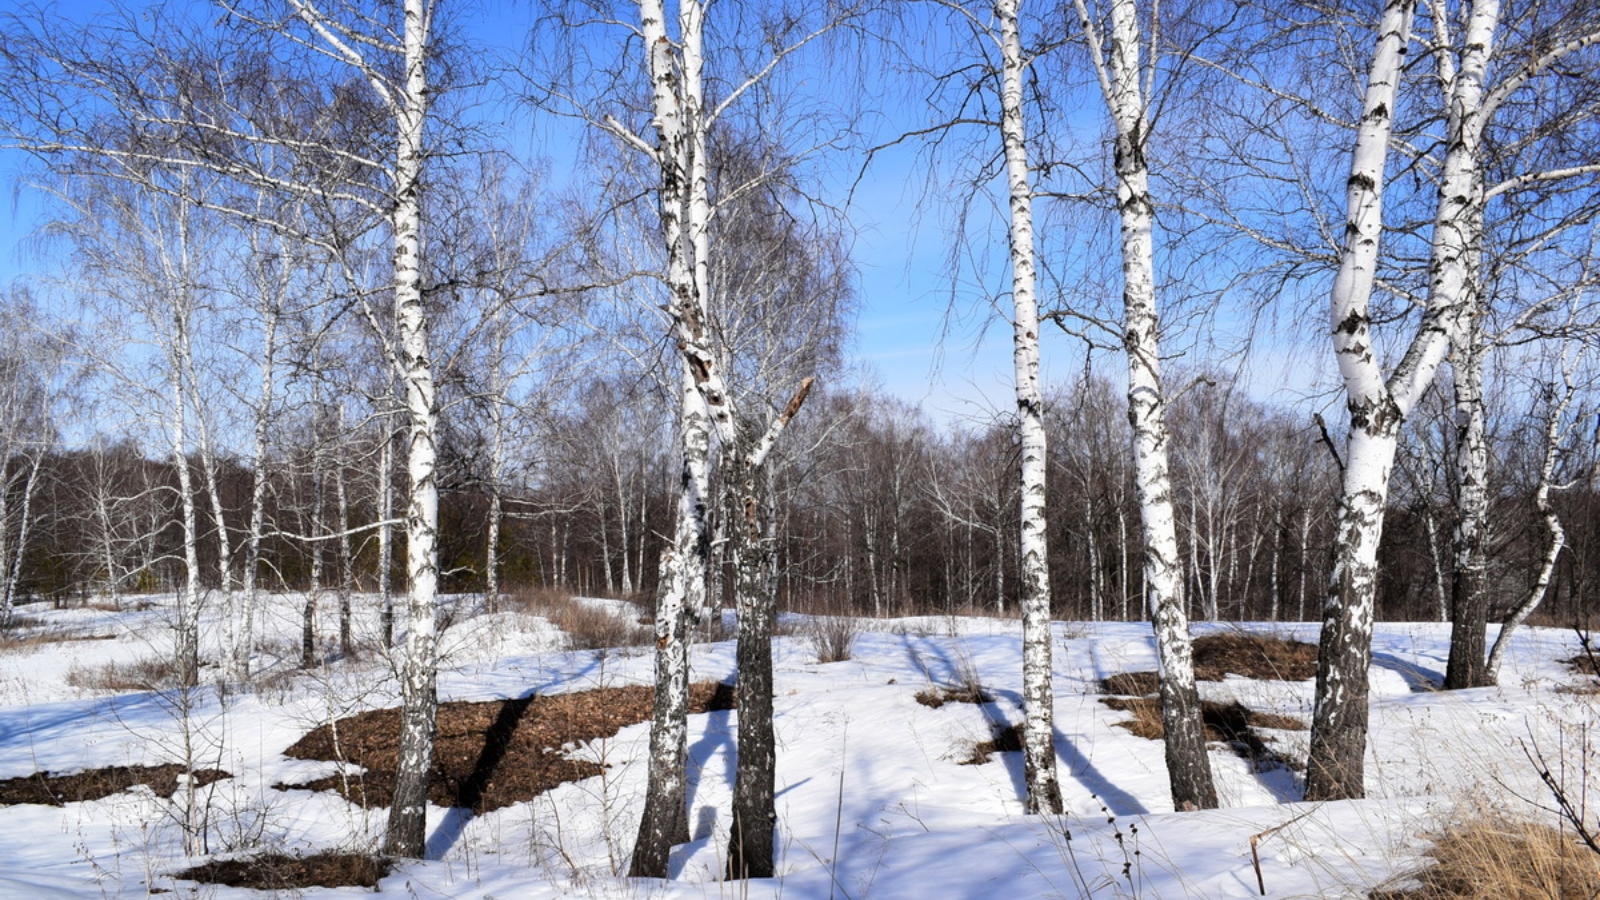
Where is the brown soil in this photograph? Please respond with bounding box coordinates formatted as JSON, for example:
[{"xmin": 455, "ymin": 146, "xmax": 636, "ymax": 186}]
[
  {"xmin": 0, "ymin": 764, "xmax": 230, "ymax": 806},
  {"xmin": 1100, "ymin": 696, "xmax": 1306, "ymax": 771},
  {"xmin": 175, "ymin": 851, "xmax": 390, "ymax": 890},
  {"xmin": 1192, "ymin": 632, "xmax": 1319, "ymax": 681},
  {"xmin": 276, "ymin": 681, "xmax": 736, "ymax": 813},
  {"xmin": 1100, "ymin": 671, "xmax": 1160, "ymax": 695},
  {"xmin": 915, "ymin": 684, "xmax": 992, "ymax": 708},
  {"xmin": 961, "ymin": 722, "xmax": 1023, "ymax": 765}
]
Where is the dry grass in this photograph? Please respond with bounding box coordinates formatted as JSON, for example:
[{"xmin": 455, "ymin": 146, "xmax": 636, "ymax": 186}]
[
  {"xmin": 64, "ymin": 657, "xmax": 182, "ymax": 692},
  {"xmin": 915, "ymin": 681, "xmax": 992, "ymax": 708},
  {"xmin": 1372, "ymin": 816, "xmax": 1600, "ymax": 899},
  {"xmin": 510, "ymin": 588, "xmax": 652, "ymax": 651},
  {"xmin": 0, "ymin": 615, "xmax": 120, "ymax": 653}
]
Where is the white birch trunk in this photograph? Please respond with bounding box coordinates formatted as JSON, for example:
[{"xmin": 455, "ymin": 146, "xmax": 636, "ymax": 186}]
[
  {"xmin": 997, "ymin": 0, "xmax": 1062, "ymax": 816},
  {"xmin": 1487, "ymin": 350, "xmax": 1576, "ymax": 682},
  {"xmin": 378, "ymin": 422, "xmax": 395, "ymax": 646},
  {"xmin": 382, "ymin": 0, "xmax": 440, "ymax": 858},
  {"xmin": 170, "ymin": 362, "xmax": 202, "ymax": 689},
  {"xmin": 1437, "ymin": 0, "xmax": 1499, "ymax": 690},
  {"xmin": 1305, "ymin": 0, "xmax": 1430, "ymax": 802},
  {"xmin": 230, "ymin": 292, "xmax": 278, "ymax": 682},
  {"xmin": 1073, "ymin": 0, "xmax": 1217, "ymax": 810},
  {"xmin": 631, "ymin": 0, "xmax": 712, "ymax": 875}
]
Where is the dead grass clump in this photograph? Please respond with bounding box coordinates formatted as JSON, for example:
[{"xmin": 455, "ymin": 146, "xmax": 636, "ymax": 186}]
[
  {"xmin": 277, "ymin": 681, "xmax": 736, "ymax": 812},
  {"xmin": 1563, "ymin": 653, "xmax": 1600, "ymax": 677},
  {"xmin": 1192, "ymin": 631, "xmax": 1319, "ymax": 681},
  {"xmin": 64, "ymin": 657, "xmax": 182, "ymax": 692},
  {"xmin": 1101, "ymin": 671, "xmax": 1160, "ymax": 696},
  {"xmin": 916, "ymin": 683, "xmax": 993, "ymax": 708},
  {"xmin": 962, "ymin": 723, "xmax": 1023, "ymax": 765},
  {"xmin": 1099, "ymin": 696, "xmax": 1306, "ymax": 770},
  {"xmin": 0, "ymin": 764, "xmax": 230, "ymax": 806},
  {"xmin": 808, "ymin": 616, "xmax": 860, "ymax": 663},
  {"xmin": 1371, "ymin": 817, "xmax": 1600, "ymax": 900},
  {"xmin": 512, "ymin": 589, "xmax": 652, "ymax": 651},
  {"xmin": 176, "ymin": 851, "xmax": 390, "ymax": 890}
]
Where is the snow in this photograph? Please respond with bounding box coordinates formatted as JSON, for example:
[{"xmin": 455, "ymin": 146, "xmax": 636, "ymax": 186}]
[{"xmin": 0, "ymin": 594, "xmax": 1594, "ymax": 899}]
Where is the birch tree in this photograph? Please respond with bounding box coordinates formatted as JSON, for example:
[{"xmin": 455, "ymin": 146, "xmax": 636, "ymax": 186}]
[
  {"xmin": 1414, "ymin": 0, "xmax": 1600, "ymax": 689},
  {"xmin": 1301, "ymin": 0, "xmax": 1453, "ymax": 802},
  {"xmin": 580, "ymin": 0, "xmax": 854, "ymax": 875},
  {"xmin": 991, "ymin": 0, "xmax": 1062, "ymax": 815},
  {"xmin": 1071, "ymin": 0, "xmax": 1217, "ymax": 811}
]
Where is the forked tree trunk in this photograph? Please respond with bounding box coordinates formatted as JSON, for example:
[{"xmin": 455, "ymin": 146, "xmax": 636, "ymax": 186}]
[
  {"xmin": 997, "ymin": 0, "xmax": 1062, "ymax": 816},
  {"xmin": 726, "ymin": 381, "xmax": 812, "ymax": 880},
  {"xmin": 1306, "ymin": 0, "xmax": 1445, "ymax": 802}
]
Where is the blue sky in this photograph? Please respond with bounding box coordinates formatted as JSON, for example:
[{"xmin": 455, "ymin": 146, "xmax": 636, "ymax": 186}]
[{"xmin": 0, "ymin": 0, "xmax": 1339, "ymax": 429}]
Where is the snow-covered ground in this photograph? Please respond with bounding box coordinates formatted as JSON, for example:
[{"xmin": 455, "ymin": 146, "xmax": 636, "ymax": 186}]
[{"xmin": 0, "ymin": 592, "xmax": 1593, "ymax": 899}]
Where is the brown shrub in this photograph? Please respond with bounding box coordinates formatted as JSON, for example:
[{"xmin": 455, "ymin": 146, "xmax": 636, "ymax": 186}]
[
  {"xmin": 0, "ymin": 764, "xmax": 230, "ymax": 806},
  {"xmin": 1371, "ymin": 817, "xmax": 1600, "ymax": 900},
  {"xmin": 807, "ymin": 616, "xmax": 860, "ymax": 663},
  {"xmin": 510, "ymin": 589, "xmax": 652, "ymax": 651},
  {"xmin": 277, "ymin": 681, "xmax": 736, "ymax": 813},
  {"xmin": 175, "ymin": 851, "xmax": 390, "ymax": 890}
]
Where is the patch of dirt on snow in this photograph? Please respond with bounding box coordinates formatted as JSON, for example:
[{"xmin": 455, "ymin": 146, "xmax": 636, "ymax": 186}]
[
  {"xmin": 175, "ymin": 851, "xmax": 390, "ymax": 890},
  {"xmin": 1100, "ymin": 696, "xmax": 1306, "ymax": 771},
  {"xmin": 0, "ymin": 764, "xmax": 230, "ymax": 806},
  {"xmin": 1100, "ymin": 671, "xmax": 1160, "ymax": 695},
  {"xmin": 276, "ymin": 681, "xmax": 736, "ymax": 813},
  {"xmin": 961, "ymin": 722, "xmax": 1023, "ymax": 765},
  {"xmin": 1192, "ymin": 632, "xmax": 1318, "ymax": 681},
  {"xmin": 914, "ymin": 683, "xmax": 992, "ymax": 708}
]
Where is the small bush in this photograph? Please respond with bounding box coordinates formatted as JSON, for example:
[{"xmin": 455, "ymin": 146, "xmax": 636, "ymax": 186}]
[
  {"xmin": 1372, "ymin": 816, "xmax": 1600, "ymax": 899},
  {"xmin": 807, "ymin": 616, "xmax": 860, "ymax": 663}
]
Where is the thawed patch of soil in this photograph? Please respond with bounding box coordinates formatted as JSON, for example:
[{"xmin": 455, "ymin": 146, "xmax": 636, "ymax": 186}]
[
  {"xmin": 961, "ymin": 722, "xmax": 1023, "ymax": 765},
  {"xmin": 1100, "ymin": 696, "xmax": 1306, "ymax": 771},
  {"xmin": 0, "ymin": 764, "xmax": 230, "ymax": 806},
  {"xmin": 276, "ymin": 681, "xmax": 736, "ymax": 813},
  {"xmin": 915, "ymin": 684, "xmax": 992, "ymax": 708},
  {"xmin": 1192, "ymin": 632, "xmax": 1318, "ymax": 681},
  {"xmin": 175, "ymin": 851, "xmax": 390, "ymax": 890},
  {"xmin": 1100, "ymin": 671, "xmax": 1160, "ymax": 695}
]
